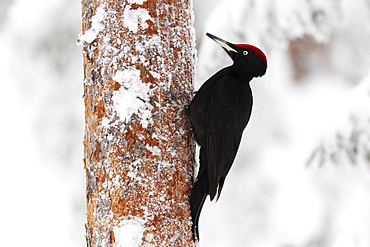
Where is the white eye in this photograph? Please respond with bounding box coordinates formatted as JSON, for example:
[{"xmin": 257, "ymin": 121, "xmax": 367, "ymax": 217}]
[{"xmin": 243, "ymin": 51, "xmax": 249, "ymax": 55}]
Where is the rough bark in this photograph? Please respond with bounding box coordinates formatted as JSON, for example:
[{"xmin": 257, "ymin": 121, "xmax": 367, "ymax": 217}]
[{"xmin": 81, "ymin": 0, "xmax": 196, "ymax": 246}]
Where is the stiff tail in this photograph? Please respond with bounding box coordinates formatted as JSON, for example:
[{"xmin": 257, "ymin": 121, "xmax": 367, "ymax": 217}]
[{"xmin": 189, "ymin": 171, "xmax": 208, "ymax": 241}]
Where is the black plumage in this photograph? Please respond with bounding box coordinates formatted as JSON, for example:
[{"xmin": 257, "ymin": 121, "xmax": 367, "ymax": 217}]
[{"xmin": 187, "ymin": 33, "xmax": 267, "ymax": 241}]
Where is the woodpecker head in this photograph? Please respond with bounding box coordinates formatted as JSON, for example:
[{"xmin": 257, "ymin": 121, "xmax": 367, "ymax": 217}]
[{"xmin": 207, "ymin": 33, "xmax": 267, "ymax": 78}]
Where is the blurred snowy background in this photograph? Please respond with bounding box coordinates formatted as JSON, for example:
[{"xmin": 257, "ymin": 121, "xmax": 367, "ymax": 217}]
[{"xmin": 1, "ymin": 0, "xmax": 370, "ymax": 246}]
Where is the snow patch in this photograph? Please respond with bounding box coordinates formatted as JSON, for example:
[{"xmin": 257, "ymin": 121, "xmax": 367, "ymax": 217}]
[
  {"xmin": 101, "ymin": 117, "xmax": 110, "ymax": 127},
  {"xmin": 149, "ymin": 71, "xmax": 160, "ymax": 79},
  {"xmin": 113, "ymin": 217, "xmax": 146, "ymax": 247},
  {"xmin": 77, "ymin": 4, "xmax": 107, "ymax": 44},
  {"xmin": 78, "ymin": 29, "xmax": 97, "ymax": 44},
  {"xmin": 123, "ymin": 6, "xmax": 152, "ymax": 33},
  {"xmin": 112, "ymin": 68, "xmax": 153, "ymax": 128},
  {"xmin": 146, "ymin": 144, "xmax": 161, "ymax": 156},
  {"xmin": 127, "ymin": 0, "xmax": 147, "ymax": 4}
]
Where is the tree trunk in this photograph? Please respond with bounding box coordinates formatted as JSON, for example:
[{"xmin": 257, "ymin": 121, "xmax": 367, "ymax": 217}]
[{"xmin": 80, "ymin": 0, "xmax": 196, "ymax": 246}]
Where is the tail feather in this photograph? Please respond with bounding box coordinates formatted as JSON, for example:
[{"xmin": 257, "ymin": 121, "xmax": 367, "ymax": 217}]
[{"xmin": 189, "ymin": 171, "xmax": 208, "ymax": 241}]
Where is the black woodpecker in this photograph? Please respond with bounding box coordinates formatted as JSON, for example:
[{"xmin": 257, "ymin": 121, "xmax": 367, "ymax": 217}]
[{"xmin": 187, "ymin": 33, "xmax": 267, "ymax": 241}]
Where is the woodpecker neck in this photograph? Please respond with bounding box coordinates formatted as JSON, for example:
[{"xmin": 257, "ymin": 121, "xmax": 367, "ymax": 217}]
[{"xmin": 230, "ymin": 64, "xmax": 254, "ymax": 83}]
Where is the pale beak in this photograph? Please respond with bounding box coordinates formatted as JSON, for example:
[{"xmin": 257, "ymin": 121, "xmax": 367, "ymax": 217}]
[{"xmin": 206, "ymin": 33, "xmax": 238, "ymax": 54}]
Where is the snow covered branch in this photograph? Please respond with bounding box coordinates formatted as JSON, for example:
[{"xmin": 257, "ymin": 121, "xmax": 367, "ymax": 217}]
[{"xmin": 308, "ymin": 73, "xmax": 370, "ymax": 167}]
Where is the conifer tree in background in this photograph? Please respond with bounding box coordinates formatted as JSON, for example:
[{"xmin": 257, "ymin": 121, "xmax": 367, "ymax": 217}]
[{"xmin": 81, "ymin": 0, "xmax": 196, "ymax": 246}]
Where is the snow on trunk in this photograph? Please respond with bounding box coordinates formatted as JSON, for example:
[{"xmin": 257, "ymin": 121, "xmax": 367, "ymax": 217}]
[{"xmin": 81, "ymin": 0, "xmax": 196, "ymax": 246}]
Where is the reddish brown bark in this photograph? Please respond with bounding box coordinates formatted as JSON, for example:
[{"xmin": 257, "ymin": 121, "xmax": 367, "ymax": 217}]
[{"xmin": 81, "ymin": 0, "xmax": 196, "ymax": 246}]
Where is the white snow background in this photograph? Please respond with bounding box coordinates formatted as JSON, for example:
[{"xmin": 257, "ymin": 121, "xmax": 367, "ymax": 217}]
[{"xmin": 1, "ymin": 0, "xmax": 370, "ymax": 246}]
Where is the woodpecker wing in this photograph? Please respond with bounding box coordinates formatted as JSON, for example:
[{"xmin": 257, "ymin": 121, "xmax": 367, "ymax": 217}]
[
  {"xmin": 187, "ymin": 67, "xmax": 231, "ymax": 146},
  {"xmin": 206, "ymin": 76, "xmax": 253, "ymax": 200}
]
